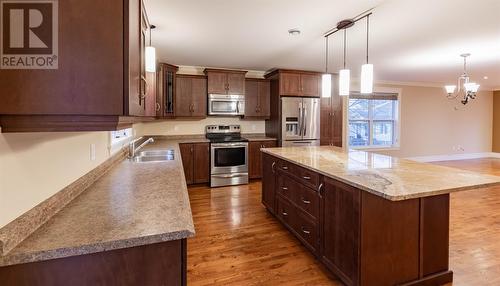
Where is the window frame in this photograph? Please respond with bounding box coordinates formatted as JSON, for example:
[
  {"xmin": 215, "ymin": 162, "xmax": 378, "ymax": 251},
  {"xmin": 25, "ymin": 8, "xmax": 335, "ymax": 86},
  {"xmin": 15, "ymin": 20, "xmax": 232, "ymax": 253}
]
[{"xmin": 347, "ymin": 89, "xmax": 401, "ymax": 150}]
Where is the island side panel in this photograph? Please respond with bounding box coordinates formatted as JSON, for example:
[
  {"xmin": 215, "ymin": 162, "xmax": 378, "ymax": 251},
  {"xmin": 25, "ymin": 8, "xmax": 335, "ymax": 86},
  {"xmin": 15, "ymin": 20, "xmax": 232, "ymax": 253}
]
[
  {"xmin": 360, "ymin": 192, "xmax": 420, "ymax": 285},
  {"xmin": 0, "ymin": 239, "xmax": 186, "ymax": 286}
]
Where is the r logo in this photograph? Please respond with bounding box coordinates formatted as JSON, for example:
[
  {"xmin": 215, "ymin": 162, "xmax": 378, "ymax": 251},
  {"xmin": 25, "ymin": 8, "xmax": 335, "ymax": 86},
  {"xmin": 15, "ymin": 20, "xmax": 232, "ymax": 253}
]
[{"xmin": 0, "ymin": 0, "xmax": 58, "ymax": 69}]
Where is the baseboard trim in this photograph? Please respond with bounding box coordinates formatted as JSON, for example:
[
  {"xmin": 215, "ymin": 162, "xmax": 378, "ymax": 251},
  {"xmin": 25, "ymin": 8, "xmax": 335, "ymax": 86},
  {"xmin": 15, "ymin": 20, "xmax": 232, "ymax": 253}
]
[{"xmin": 406, "ymin": 152, "xmax": 500, "ymax": 163}]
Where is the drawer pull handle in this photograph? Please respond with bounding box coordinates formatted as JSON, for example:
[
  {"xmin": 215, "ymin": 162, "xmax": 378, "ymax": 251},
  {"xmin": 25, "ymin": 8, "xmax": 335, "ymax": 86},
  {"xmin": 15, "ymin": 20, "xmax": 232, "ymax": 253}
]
[
  {"xmin": 282, "ymin": 166, "xmax": 289, "ymax": 170},
  {"xmin": 301, "ymin": 227, "xmax": 311, "ymax": 235},
  {"xmin": 271, "ymin": 162, "xmax": 276, "ymax": 173},
  {"xmin": 301, "ymin": 198, "xmax": 311, "ymax": 204},
  {"xmin": 282, "ymin": 187, "xmax": 288, "ymax": 191},
  {"xmin": 303, "ymin": 176, "xmax": 311, "ymax": 180},
  {"xmin": 282, "ymin": 212, "xmax": 288, "ymax": 216}
]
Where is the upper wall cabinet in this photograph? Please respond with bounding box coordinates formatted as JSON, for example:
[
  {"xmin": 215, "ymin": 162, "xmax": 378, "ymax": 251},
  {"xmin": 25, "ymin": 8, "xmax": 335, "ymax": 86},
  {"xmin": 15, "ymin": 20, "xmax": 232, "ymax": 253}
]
[
  {"xmin": 245, "ymin": 79, "xmax": 270, "ymax": 119},
  {"xmin": 156, "ymin": 63, "xmax": 179, "ymax": 118},
  {"xmin": 175, "ymin": 75, "xmax": 207, "ymax": 118},
  {"xmin": 204, "ymin": 69, "xmax": 247, "ymax": 95},
  {"xmin": 265, "ymin": 70, "xmax": 321, "ymax": 97},
  {"xmin": 0, "ymin": 0, "xmax": 156, "ymax": 132}
]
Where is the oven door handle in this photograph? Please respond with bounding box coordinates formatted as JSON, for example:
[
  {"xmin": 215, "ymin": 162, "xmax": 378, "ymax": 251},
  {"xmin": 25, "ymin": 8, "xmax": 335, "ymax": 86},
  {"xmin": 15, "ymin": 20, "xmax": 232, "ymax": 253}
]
[
  {"xmin": 211, "ymin": 173, "xmax": 248, "ymax": 178},
  {"xmin": 211, "ymin": 143, "xmax": 248, "ymax": 148}
]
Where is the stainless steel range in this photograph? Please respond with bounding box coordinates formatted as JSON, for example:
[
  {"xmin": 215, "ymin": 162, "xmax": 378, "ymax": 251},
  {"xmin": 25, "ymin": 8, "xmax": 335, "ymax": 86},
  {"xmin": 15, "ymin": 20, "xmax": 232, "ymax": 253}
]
[{"xmin": 206, "ymin": 125, "xmax": 249, "ymax": 187}]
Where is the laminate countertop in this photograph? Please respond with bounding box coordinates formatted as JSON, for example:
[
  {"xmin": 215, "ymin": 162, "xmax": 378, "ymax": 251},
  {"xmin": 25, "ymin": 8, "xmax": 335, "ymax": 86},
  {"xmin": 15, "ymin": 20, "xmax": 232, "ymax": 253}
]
[
  {"xmin": 262, "ymin": 146, "xmax": 500, "ymax": 201},
  {"xmin": 0, "ymin": 139, "xmax": 195, "ymax": 267}
]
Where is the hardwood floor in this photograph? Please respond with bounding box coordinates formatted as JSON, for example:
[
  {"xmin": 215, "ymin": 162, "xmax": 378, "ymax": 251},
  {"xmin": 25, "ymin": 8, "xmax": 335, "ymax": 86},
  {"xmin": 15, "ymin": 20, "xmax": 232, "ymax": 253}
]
[{"xmin": 187, "ymin": 158, "xmax": 500, "ymax": 285}]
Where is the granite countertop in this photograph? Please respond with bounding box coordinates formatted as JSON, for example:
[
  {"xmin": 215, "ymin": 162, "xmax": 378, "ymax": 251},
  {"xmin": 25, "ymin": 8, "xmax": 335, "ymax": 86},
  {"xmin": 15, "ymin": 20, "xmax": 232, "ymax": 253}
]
[
  {"xmin": 0, "ymin": 139, "xmax": 195, "ymax": 267},
  {"xmin": 262, "ymin": 146, "xmax": 500, "ymax": 201}
]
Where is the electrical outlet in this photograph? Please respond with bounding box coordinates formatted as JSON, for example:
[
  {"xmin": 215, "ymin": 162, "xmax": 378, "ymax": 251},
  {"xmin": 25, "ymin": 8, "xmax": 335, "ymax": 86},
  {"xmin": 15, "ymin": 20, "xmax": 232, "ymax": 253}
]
[
  {"xmin": 90, "ymin": 144, "xmax": 96, "ymax": 161},
  {"xmin": 252, "ymin": 124, "xmax": 256, "ymax": 131}
]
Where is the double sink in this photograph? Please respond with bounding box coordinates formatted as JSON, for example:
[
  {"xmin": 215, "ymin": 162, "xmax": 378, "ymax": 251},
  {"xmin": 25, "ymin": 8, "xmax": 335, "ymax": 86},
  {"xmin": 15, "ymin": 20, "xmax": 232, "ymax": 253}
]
[{"xmin": 129, "ymin": 137, "xmax": 175, "ymax": 163}]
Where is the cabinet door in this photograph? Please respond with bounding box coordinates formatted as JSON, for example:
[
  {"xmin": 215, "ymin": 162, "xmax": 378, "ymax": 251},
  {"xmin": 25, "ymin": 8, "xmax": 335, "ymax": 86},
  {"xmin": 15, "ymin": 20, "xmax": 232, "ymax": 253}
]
[
  {"xmin": 258, "ymin": 81, "xmax": 271, "ymax": 117},
  {"xmin": 244, "ymin": 80, "xmax": 259, "ymax": 117},
  {"xmin": 191, "ymin": 77, "xmax": 207, "ymax": 117},
  {"xmin": 145, "ymin": 71, "xmax": 157, "ymax": 116},
  {"xmin": 179, "ymin": 144, "xmax": 194, "ymax": 185},
  {"xmin": 175, "ymin": 77, "xmax": 192, "ymax": 117},
  {"xmin": 300, "ymin": 74, "xmax": 320, "ymax": 96},
  {"xmin": 193, "ymin": 143, "xmax": 210, "ymax": 184},
  {"xmin": 262, "ymin": 154, "xmax": 277, "ymax": 213},
  {"xmin": 322, "ymin": 177, "xmax": 360, "ymax": 285},
  {"xmin": 227, "ymin": 73, "xmax": 245, "ymax": 95},
  {"xmin": 207, "ymin": 71, "xmax": 228, "ymax": 94},
  {"xmin": 280, "ymin": 73, "xmax": 301, "ymax": 96},
  {"xmin": 320, "ymin": 97, "xmax": 332, "ymax": 146},
  {"xmin": 248, "ymin": 141, "xmax": 262, "ymax": 179}
]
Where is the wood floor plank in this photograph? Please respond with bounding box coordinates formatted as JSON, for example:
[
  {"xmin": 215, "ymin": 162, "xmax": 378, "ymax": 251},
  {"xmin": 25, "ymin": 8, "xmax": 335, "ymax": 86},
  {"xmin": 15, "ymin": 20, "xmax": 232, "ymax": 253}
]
[{"xmin": 187, "ymin": 158, "xmax": 500, "ymax": 285}]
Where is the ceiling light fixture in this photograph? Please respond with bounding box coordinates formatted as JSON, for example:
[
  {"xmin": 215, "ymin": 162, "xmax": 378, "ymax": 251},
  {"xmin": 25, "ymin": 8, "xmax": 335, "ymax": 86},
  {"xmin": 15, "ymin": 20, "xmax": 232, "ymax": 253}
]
[
  {"xmin": 445, "ymin": 53, "xmax": 479, "ymax": 105},
  {"xmin": 322, "ymin": 37, "xmax": 332, "ymax": 98},
  {"xmin": 145, "ymin": 25, "xmax": 157, "ymax": 73},
  {"xmin": 360, "ymin": 15, "xmax": 373, "ymax": 94},
  {"xmin": 288, "ymin": 28, "xmax": 301, "ymax": 36},
  {"xmin": 324, "ymin": 9, "xmax": 374, "ymax": 97}
]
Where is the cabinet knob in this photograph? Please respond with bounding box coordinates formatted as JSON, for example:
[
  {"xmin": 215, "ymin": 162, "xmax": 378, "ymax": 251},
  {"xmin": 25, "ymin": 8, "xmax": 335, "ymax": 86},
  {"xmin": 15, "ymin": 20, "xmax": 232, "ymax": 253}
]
[
  {"xmin": 301, "ymin": 227, "xmax": 311, "ymax": 235},
  {"xmin": 301, "ymin": 197, "xmax": 311, "ymax": 204},
  {"xmin": 281, "ymin": 187, "xmax": 288, "ymax": 191},
  {"xmin": 282, "ymin": 211, "xmax": 288, "ymax": 216},
  {"xmin": 282, "ymin": 166, "xmax": 288, "ymax": 170}
]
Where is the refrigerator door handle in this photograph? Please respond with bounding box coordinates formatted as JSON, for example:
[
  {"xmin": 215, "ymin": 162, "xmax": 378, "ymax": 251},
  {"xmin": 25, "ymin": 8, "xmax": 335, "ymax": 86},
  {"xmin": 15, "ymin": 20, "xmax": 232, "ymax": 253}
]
[
  {"xmin": 298, "ymin": 103, "xmax": 303, "ymax": 137},
  {"xmin": 303, "ymin": 107, "xmax": 307, "ymax": 137}
]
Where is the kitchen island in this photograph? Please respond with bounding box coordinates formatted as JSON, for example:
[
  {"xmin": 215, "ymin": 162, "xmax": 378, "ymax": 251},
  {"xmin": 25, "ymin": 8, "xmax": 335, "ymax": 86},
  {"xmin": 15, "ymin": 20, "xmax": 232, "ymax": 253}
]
[{"xmin": 261, "ymin": 146, "xmax": 500, "ymax": 286}]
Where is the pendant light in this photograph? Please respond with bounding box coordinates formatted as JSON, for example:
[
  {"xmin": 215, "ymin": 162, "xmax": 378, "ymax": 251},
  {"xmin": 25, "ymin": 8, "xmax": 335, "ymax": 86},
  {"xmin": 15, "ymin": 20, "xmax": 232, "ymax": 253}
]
[
  {"xmin": 339, "ymin": 29, "xmax": 350, "ymax": 96},
  {"xmin": 322, "ymin": 37, "xmax": 332, "ymax": 98},
  {"xmin": 360, "ymin": 15, "xmax": 373, "ymax": 94},
  {"xmin": 145, "ymin": 25, "xmax": 156, "ymax": 73}
]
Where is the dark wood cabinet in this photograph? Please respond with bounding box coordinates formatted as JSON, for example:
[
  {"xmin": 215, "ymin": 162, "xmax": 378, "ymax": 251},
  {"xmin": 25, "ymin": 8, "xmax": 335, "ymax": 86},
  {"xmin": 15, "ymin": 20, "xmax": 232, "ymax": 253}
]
[
  {"xmin": 249, "ymin": 140, "xmax": 276, "ymax": 179},
  {"xmin": 265, "ymin": 70, "xmax": 321, "ymax": 97},
  {"xmin": 320, "ymin": 75, "xmax": 343, "ymax": 147},
  {"xmin": 205, "ymin": 69, "xmax": 247, "ymax": 95},
  {"xmin": 0, "ymin": 0, "xmax": 157, "ymax": 132},
  {"xmin": 179, "ymin": 143, "xmax": 210, "ymax": 185},
  {"xmin": 245, "ymin": 79, "xmax": 270, "ymax": 118},
  {"xmin": 175, "ymin": 75, "xmax": 207, "ymax": 118},
  {"xmin": 156, "ymin": 63, "xmax": 178, "ymax": 118},
  {"xmin": 261, "ymin": 152, "xmax": 453, "ymax": 286}
]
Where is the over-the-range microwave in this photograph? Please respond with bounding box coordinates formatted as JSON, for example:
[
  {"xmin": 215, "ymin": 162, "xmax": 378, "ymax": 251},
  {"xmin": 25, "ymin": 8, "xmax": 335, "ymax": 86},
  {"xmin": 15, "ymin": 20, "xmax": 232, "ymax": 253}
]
[{"xmin": 208, "ymin": 94, "xmax": 245, "ymax": 116}]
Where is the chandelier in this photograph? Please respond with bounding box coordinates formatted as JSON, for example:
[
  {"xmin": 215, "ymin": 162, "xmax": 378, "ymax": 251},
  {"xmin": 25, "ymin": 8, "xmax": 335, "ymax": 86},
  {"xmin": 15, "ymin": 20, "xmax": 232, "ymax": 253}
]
[{"xmin": 444, "ymin": 53, "xmax": 479, "ymax": 105}]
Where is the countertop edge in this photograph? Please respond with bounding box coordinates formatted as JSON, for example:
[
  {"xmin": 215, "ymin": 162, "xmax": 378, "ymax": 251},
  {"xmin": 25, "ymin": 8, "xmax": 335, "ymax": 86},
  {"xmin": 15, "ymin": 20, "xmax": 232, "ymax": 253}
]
[
  {"xmin": 261, "ymin": 148, "xmax": 499, "ymax": 201},
  {"xmin": 0, "ymin": 229, "xmax": 195, "ymax": 267}
]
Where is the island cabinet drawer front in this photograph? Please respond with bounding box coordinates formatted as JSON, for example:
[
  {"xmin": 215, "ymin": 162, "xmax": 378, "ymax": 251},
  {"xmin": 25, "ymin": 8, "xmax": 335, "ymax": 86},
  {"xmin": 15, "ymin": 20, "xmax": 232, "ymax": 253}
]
[
  {"xmin": 277, "ymin": 173, "xmax": 299, "ymax": 201},
  {"xmin": 277, "ymin": 161, "xmax": 320, "ymax": 189},
  {"xmin": 293, "ymin": 185, "xmax": 320, "ymax": 220},
  {"xmin": 277, "ymin": 196, "xmax": 296, "ymax": 229},
  {"xmin": 294, "ymin": 211, "xmax": 319, "ymax": 253}
]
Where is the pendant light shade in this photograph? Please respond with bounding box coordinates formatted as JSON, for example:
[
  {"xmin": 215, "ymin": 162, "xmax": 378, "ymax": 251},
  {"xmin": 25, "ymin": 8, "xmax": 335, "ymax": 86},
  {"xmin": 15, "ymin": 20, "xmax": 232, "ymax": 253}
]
[
  {"xmin": 322, "ymin": 74, "xmax": 332, "ymax": 98},
  {"xmin": 145, "ymin": 46, "xmax": 156, "ymax": 72},
  {"xmin": 360, "ymin": 64, "xmax": 373, "ymax": 94},
  {"xmin": 360, "ymin": 15, "xmax": 373, "ymax": 94},
  {"xmin": 322, "ymin": 37, "xmax": 332, "ymax": 98},
  {"xmin": 145, "ymin": 25, "xmax": 156, "ymax": 73},
  {"xmin": 339, "ymin": 69, "xmax": 350, "ymax": 96}
]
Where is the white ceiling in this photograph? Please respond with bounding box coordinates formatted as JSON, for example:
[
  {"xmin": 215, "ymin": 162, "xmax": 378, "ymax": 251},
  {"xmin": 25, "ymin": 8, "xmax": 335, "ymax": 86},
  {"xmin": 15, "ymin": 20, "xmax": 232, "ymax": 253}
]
[{"xmin": 144, "ymin": 0, "xmax": 500, "ymax": 89}]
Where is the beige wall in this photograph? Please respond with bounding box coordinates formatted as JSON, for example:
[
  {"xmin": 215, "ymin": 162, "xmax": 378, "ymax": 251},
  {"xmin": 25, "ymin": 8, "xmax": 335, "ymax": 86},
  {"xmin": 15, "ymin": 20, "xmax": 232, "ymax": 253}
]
[
  {"xmin": 0, "ymin": 130, "xmax": 131, "ymax": 228},
  {"xmin": 371, "ymin": 85, "xmax": 493, "ymax": 158},
  {"xmin": 492, "ymin": 91, "xmax": 500, "ymax": 152},
  {"xmin": 136, "ymin": 117, "xmax": 265, "ymax": 136}
]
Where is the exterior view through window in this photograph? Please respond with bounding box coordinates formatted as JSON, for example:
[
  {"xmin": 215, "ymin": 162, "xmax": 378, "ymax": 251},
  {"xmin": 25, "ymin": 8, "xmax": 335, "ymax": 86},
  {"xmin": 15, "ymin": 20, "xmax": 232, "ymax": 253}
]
[{"xmin": 348, "ymin": 92, "xmax": 399, "ymax": 148}]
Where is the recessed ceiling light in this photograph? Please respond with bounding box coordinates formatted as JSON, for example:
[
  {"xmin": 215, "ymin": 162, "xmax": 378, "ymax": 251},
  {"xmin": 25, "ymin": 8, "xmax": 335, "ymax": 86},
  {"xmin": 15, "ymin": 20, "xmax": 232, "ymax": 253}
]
[
  {"xmin": 483, "ymin": 76, "xmax": 489, "ymax": 80},
  {"xmin": 288, "ymin": 28, "xmax": 301, "ymax": 36}
]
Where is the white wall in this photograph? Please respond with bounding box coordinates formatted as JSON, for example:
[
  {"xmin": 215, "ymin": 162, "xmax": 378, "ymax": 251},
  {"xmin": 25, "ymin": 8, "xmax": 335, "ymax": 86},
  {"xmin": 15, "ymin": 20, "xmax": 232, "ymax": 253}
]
[
  {"xmin": 363, "ymin": 85, "xmax": 493, "ymax": 158},
  {"xmin": 0, "ymin": 130, "xmax": 131, "ymax": 228}
]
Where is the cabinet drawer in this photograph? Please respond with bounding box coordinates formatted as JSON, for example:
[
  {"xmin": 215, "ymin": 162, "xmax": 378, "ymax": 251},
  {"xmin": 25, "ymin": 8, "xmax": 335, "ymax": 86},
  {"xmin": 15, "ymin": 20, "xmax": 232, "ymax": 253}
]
[
  {"xmin": 276, "ymin": 196, "xmax": 295, "ymax": 229},
  {"xmin": 294, "ymin": 211, "xmax": 319, "ymax": 253},
  {"xmin": 277, "ymin": 172, "xmax": 298, "ymax": 201},
  {"xmin": 294, "ymin": 185, "xmax": 320, "ymax": 221},
  {"xmin": 277, "ymin": 160, "xmax": 320, "ymax": 189}
]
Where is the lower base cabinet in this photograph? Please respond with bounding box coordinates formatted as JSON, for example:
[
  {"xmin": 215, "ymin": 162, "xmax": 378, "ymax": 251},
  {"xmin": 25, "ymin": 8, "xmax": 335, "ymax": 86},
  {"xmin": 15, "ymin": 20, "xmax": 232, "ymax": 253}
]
[
  {"xmin": 0, "ymin": 239, "xmax": 187, "ymax": 286},
  {"xmin": 249, "ymin": 140, "xmax": 277, "ymax": 179},
  {"xmin": 262, "ymin": 152, "xmax": 453, "ymax": 286},
  {"xmin": 179, "ymin": 143, "xmax": 210, "ymax": 185}
]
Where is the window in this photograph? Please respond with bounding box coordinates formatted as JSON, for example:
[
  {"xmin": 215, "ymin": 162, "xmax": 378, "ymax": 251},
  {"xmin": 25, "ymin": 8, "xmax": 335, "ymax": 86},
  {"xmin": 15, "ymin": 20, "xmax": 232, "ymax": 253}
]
[{"xmin": 348, "ymin": 92, "xmax": 399, "ymax": 148}]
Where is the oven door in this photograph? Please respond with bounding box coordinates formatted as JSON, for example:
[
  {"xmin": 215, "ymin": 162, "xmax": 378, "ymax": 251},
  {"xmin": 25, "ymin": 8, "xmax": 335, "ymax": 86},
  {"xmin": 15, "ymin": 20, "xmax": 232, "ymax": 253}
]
[
  {"xmin": 208, "ymin": 94, "xmax": 244, "ymax": 116},
  {"xmin": 211, "ymin": 142, "xmax": 248, "ymax": 174}
]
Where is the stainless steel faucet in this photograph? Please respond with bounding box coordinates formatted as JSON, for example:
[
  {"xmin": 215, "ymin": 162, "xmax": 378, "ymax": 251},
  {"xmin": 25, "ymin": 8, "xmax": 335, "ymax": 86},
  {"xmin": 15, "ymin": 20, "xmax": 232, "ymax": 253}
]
[{"xmin": 129, "ymin": 137, "xmax": 154, "ymax": 158}]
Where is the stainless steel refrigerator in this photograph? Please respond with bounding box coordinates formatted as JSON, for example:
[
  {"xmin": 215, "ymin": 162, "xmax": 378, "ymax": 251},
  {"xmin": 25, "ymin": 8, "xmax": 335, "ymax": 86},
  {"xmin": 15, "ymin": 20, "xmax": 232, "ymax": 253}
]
[{"xmin": 280, "ymin": 97, "xmax": 320, "ymax": 147}]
